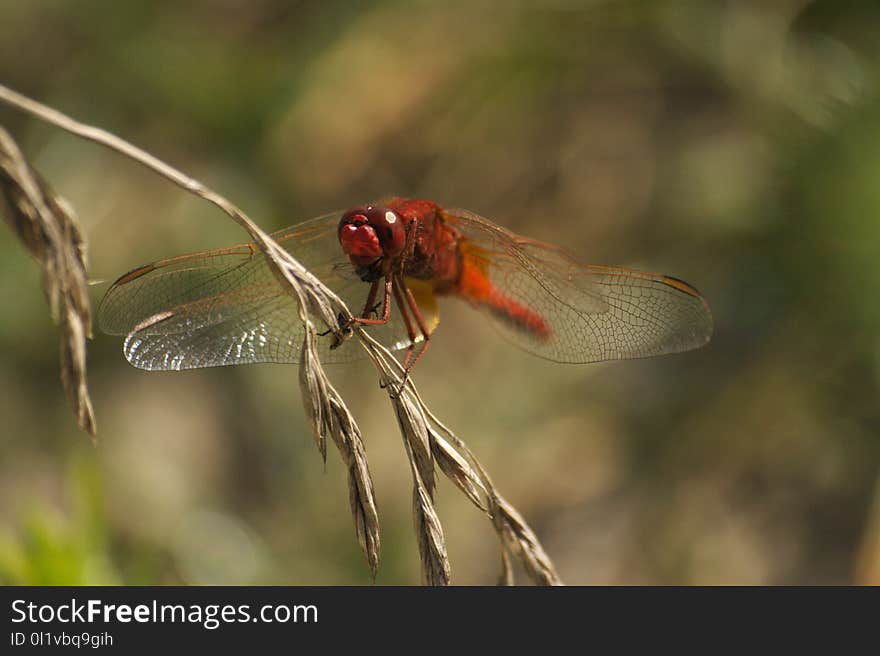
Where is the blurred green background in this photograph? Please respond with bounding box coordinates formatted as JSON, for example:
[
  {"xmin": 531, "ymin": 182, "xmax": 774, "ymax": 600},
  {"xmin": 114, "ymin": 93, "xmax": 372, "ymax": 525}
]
[{"xmin": 2, "ymin": 0, "xmax": 880, "ymax": 585}]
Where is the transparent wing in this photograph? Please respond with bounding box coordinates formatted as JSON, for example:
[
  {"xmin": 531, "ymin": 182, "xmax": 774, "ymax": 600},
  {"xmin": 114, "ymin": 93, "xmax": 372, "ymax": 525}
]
[
  {"xmin": 443, "ymin": 208, "xmax": 713, "ymax": 363},
  {"xmin": 98, "ymin": 212, "xmax": 418, "ymax": 370}
]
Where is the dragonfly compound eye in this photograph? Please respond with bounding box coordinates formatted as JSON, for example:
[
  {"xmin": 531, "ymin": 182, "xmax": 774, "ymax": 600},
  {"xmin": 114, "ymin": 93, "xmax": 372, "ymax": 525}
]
[
  {"xmin": 364, "ymin": 205, "xmax": 405, "ymax": 256},
  {"xmin": 339, "ymin": 206, "xmax": 405, "ymax": 264}
]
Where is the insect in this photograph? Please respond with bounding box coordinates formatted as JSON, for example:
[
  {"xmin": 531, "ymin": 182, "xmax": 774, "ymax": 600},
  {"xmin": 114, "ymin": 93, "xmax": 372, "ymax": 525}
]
[{"xmin": 98, "ymin": 197, "xmax": 713, "ymax": 372}]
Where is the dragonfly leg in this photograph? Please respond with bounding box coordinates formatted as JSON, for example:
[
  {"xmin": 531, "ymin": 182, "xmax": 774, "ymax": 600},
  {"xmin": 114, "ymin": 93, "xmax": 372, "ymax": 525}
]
[
  {"xmin": 359, "ymin": 279, "xmax": 381, "ymax": 319},
  {"xmin": 382, "ymin": 273, "xmax": 431, "ymax": 396},
  {"xmin": 391, "ymin": 277, "xmax": 418, "ymax": 369},
  {"xmin": 400, "ymin": 275, "xmax": 432, "ymax": 375},
  {"xmin": 321, "ymin": 279, "xmax": 382, "ymax": 341},
  {"xmin": 348, "ymin": 275, "xmax": 392, "ymax": 327}
]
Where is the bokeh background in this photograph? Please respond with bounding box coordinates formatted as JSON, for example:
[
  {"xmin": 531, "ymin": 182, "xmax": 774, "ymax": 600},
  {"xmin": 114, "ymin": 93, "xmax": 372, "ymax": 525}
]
[{"xmin": 2, "ymin": 0, "xmax": 879, "ymax": 585}]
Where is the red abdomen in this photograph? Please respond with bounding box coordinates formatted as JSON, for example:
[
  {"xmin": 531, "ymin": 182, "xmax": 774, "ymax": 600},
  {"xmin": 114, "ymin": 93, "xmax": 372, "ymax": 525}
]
[{"xmin": 453, "ymin": 248, "xmax": 552, "ymax": 340}]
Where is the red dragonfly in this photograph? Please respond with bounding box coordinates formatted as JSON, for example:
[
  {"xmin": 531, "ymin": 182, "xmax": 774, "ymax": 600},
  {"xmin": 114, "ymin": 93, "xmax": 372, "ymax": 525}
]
[{"xmin": 99, "ymin": 198, "xmax": 713, "ymax": 372}]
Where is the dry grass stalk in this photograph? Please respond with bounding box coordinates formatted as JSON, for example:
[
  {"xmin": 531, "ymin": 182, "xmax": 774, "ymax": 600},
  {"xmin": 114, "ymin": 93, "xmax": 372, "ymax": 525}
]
[
  {"xmin": 430, "ymin": 428, "xmax": 488, "ymax": 512},
  {"xmin": 412, "ymin": 388, "xmax": 563, "ymax": 585},
  {"xmin": 299, "ymin": 323, "xmax": 380, "ymax": 577},
  {"xmin": 330, "ymin": 394, "xmax": 381, "ymax": 579},
  {"xmin": 391, "ymin": 381, "xmax": 449, "ymax": 583},
  {"xmin": 299, "ymin": 324, "xmax": 332, "ymax": 463},
  {"xmin": 356, "ymin": 330, "xmax": 563, "ymax": 584},
  {"xmin": 412, "ymin": 471, "xmax": 450, "ymax": 585},
  {"xmin": 489, "ymin": 494, "xmax": 561, "ymax": 585},
  {"xmin": 0, "ymin": 82, "xmax": 563, "ymax": 585},
  {"xmin": 497, "ymin": 545, "xmax": 515, "ymax": 586},
  {"xmin": 391, "ymin": 387, "xmax": 436, "ymax": 497},
  {"xmin": 0, "ymin": 126, "xmax": 96, "ymax": 437}
]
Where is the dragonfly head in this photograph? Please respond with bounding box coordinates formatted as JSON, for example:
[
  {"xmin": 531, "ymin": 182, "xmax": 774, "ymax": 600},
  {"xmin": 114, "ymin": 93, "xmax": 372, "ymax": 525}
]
[{"xmin": 338, "ymin": 205, "xmax": 406, "ymax": 269}]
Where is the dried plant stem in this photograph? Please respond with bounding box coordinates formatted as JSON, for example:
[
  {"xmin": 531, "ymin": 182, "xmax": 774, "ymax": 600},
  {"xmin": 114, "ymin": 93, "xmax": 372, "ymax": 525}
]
[
  {"xmin": 0, "ymin": 82, "xmax": 562, "ymax": 585},
  {"xmin": 357, "ymin": 330, "xmax": 563, "ymax": 585},
  {"xmin": 0, "ymin": 84, "xmax": 347, "ymax": 334},
  {"xmin": 0, "ymin": 126, "xmax": 96, "ymax": 437},
  {"xmin": 299, "ymin": 323, "xmax": 380, "ymax": 576}
]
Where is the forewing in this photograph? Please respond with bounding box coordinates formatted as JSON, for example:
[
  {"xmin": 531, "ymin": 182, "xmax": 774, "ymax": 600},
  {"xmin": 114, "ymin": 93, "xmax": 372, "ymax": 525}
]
[
  {"xmin": 444, "ymin": 208, "xmax": 713, "ymax": 363},
  {"xmin": 99, "ymin": 212, "xmax": 417, "ymax": 370}
]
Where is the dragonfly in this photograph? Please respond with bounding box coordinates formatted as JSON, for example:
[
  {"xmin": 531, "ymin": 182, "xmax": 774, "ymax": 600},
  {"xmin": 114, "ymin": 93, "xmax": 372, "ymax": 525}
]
[{"xmin": 98, "ymin": 197, "xmax": 713, "ymax": 373}]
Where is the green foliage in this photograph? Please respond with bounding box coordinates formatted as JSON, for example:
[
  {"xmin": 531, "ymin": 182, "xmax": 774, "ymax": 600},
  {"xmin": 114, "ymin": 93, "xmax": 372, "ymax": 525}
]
[{"xmin": 0, "ymin": 455, "xmax": 120, "ymax": 585}]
